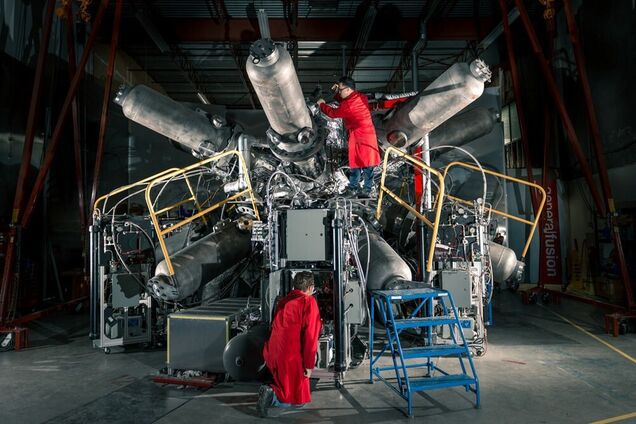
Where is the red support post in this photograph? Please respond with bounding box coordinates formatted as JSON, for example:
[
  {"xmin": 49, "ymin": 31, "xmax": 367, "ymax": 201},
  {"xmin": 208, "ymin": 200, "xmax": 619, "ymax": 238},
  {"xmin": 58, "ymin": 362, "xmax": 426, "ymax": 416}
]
[
  {"xmin": 497, "ymin": 0, "xmax": 539, "ymax": 215},
  {"xmin": 541, "ymin": 108, "xmax": 551, "ymax": 189},
  {"xmin": 65, "ymin": 6, "xmax": 86, "ymax": 232},
  {"xmin": 9, "ymin": 0, "xmax": 55, "ymax": 226},
  {"xmin": 541, "ymin": 12, "xmax": 556, "ymax": 190},
  {"xmin": 90, "ymin": 0, "xmax": 124, "ymax": 212},
  {"xmin": 562, "ymin": 0, "xmax": 634, "ymax": 309},
  {"xmin": 20, "ymin": 0, "xmax": 110, "ymax": 229},
  {"xmin": 512, "ymin": 0, "xmax": 606, "ymax": 216},
  {"xmin": 0, "ymin": 0, "xmax": 55, "ymax": 324}
]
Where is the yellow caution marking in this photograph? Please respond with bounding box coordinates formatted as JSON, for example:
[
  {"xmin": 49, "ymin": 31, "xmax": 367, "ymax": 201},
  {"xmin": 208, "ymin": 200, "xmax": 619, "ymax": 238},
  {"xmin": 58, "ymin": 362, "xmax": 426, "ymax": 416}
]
[
  {"xmin": 541, "ymin": 306, "xmax": 636, "ymax": 365},
  {"xmin": 590, "ymin": 411, "xmax": 636, "ymax": 424}
]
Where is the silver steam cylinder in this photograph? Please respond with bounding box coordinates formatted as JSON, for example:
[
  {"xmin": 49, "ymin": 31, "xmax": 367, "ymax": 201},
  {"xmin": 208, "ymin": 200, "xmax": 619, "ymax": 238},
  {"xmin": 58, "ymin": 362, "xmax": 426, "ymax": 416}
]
[
  {"xmin": 114, "ymin": 84, "xmax": 232, "ymax": 157},
  {"xmin": 381, "ymin": 59, "xmax": 492, "ymax": 149},
  {"xmin": 487, "ymin": 241, "xmax": 525, "ymax": 284},
  {"xmin": 246, "ymin": 39, "xmax": 312, "ymax": 136},
  {"xmin": 148, "ymin": 220, "xmax": 252, "ymax": 301},
  {"xmin": 428, "ymin": 107, "xmax": 499, "ymax": 148},
  {"xmin": 246, "ymin": 39, "xmax": 325, "ymax": 178},
  {"xmin": 358, "ymin": 229, "xmax": 413, "ymax": 291}
]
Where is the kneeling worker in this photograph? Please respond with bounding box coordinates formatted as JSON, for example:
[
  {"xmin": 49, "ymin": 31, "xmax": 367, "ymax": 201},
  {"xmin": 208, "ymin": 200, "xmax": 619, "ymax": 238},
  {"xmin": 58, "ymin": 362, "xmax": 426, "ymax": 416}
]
[
  {"xmin": 318, "ymin": 77, "xmax": 381, "ymax": 197},
  {"xmin": 257, "ymin": 271, "xmax": 322, "ymax": 417}
]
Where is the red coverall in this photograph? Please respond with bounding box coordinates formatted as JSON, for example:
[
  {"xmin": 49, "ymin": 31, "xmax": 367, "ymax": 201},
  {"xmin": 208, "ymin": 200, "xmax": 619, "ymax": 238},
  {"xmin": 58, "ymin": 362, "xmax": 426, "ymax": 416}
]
[
  {"xmin": 319, "ymin": 91, "xmax": 381, "ymax": 168},
  {"xmin": 263, "ymin": 289, "xmax": 322, "ymax": 405}
]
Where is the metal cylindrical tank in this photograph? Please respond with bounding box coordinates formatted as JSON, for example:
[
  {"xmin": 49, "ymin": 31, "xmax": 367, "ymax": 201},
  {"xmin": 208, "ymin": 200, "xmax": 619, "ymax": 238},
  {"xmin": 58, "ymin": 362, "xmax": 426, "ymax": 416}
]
[
  {"xmin": 358, "ymin": 230, "xmax": 412, "ymax": 291},
  {"xmin": 148, "ymin": 221, "xmax": 252, "ymax": 301},
  {"xmin": 223, "ymin": 324, "xmax": 270, "ymax": 381},
  {"xmin": 114, "ymin": 84, "xmax": 230, "ymax": 156},
  {"xmin": 488, "ymin": 241, "xmax": 523, "ymax": 283},
  {"xmin": 382, "ymin": 59, "xmax": 491, "ymax": 149},
  {"xmin": 429, "ymin": 107, "xmax": 498, "ymax": 148},
  {"xmin": 246, "ymin": 39, "xmax": 313, "ymax": 136}
]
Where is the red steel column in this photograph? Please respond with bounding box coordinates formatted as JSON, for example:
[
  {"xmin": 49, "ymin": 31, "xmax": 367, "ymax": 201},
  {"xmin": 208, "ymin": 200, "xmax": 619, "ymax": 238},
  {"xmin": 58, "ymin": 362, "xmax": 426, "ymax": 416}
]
[
  {"xmin": 65, "ymin": 6, "xmax": 86, "ymax": 231},
  {"xmin": 20, "ymin": 0, "xmax": 110, "ymax": 228},
  {"xmin": 562, "ymin": 0, "xmax": 634, "ymax": 308},
  {"xmin": 497, "ymin": 0, "xmax": 539, "ymax": 214},
  {"xmin": 0, "ymin": 0, "xmax": 55, "ymax": 324},
  {"xmin": 90, "ymin": 0, "xmax": 124, "ymax": 211},
  {"xmin": 512, "ymin": 0, "xmax": 606, "ymax": 216},
  {"xmin": 10, "ymin": 0, "xmax": 56, "ymax": 226},
  {"xmin": 541, "ymin": 9, "xmax": 555, "ymax": 189}
]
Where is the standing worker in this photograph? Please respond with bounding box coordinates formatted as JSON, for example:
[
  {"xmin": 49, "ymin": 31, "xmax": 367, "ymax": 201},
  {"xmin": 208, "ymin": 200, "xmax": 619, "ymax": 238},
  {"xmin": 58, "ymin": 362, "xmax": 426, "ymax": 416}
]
[
  {"xmin": 257, "ymin": 271, "xmax": 322, "ymax": 417},
  {"xmin": 318, "ymin": 77, "xmax": 381, "ymax": 197}
]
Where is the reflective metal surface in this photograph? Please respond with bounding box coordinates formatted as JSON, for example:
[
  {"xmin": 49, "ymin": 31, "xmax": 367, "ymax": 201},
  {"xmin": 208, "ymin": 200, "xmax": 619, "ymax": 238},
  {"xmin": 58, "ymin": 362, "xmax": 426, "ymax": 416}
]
[
  {"xmin": 488, "ymin": 241, "xmax": 523, "ymax": 283},
  {"xmin": 382, "ymin": 59, "xmax": 492, "ymax": 149},
  {"xmin": 246, "ymin": 39, "xmax": 313, "ymax": 136},
  {"xmin": 429, "ymin": 107, "xmax": 498, "ymax": 148},
  {"xmin": 114, "ymin": 84, "xmax": 231, "ymax": 156},
  {"xmin": 358, "ymin": 230, "xmax": 413, "ymax": 291},
  {"xmin": 148, "ymin": 222, "xmax": 251, "ymax": 301},
  {"xmin": 222, "ymin": 324, "xmax": 269, "ymax": 381}
]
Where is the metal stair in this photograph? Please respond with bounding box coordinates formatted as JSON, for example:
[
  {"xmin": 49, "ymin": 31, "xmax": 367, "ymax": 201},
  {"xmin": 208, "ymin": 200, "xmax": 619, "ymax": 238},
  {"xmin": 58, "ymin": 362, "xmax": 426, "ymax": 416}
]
[{"xmin": 369, "ymin": 288, "xmax": 480, "ymax": 417}]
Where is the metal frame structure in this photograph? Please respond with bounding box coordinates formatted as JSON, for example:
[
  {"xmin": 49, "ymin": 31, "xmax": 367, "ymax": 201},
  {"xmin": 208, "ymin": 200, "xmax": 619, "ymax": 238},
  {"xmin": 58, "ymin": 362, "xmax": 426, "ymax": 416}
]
[
  {"xmin": 375, "ymin": 149, "xmax": 547, "ymax": 273},
  {"xmin": 504, "ymin": 0, "xmax": 635, "ymax": 320},
  {"xmin": 369, "ymin": 288, "xmax": 480, "ymax": 417},
  {"xmin": 375, "ymin": 146, "xmax": 446, "ymax": 273},
  {"xmin": 442, "ymin": 161, "xmax": 547, "ymax": 259},
  {"xmin": 144, "ymin": 150, "xmax": 260, "ymax": 277},
  {"xmin": 496, "ymin": 0, "xmax": 539, "ymax": 214},
  {"xmin": 0, "ymin": 0, "xmax": 124, "ymax": 346},
  {"xmin": 90, "ymin": 0, "xmax": 124, "ymax": 212}
]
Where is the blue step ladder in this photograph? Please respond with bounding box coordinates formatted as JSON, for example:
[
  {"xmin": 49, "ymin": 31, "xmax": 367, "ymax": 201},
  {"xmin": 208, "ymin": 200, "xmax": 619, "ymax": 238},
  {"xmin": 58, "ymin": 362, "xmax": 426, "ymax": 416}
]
[{"xmin": 369, "ymin": 288, "xmax": 480, "ymax": 417}]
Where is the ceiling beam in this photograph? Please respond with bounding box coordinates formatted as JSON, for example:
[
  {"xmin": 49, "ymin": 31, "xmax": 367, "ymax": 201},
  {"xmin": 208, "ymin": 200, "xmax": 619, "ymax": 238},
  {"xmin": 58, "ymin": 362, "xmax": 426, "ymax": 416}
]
[
  {"xmin": 346, "ymin": 0, "xmax": 378, "ymax": 77},
  {"xmin": 163, "ymin": 17, "xmax": 495, "ymax": 43},
  {"xmin": 134, "ymin": 1, "xmax": 214, "ymax": 103}
]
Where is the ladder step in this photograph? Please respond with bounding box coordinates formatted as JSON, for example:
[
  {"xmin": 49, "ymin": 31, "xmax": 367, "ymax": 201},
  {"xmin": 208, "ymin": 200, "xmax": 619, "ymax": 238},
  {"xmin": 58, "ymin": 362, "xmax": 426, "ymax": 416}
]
[
  {"xmin": 399, "ymin": 344, "xmax": 467, "ymax": 359},
  {"xmin": 375, "ymin": 288, "xmax": 447, "ymax": 301},
  {"xmin": 391, "ymin": 316, "xmax": 456, "ymax": 329},
  {"xmin": 406, "ymin": 374, "xmax": 476, "ymax": 391}
]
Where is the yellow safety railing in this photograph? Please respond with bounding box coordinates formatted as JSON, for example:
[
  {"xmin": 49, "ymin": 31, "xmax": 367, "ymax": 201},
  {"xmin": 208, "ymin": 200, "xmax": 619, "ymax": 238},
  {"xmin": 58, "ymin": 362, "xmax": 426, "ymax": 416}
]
[
  {"xmin": 442, "ymin": 161, "xmax": 547, "ymax": 258},
  {"xmin": 375, "ymin": 146, "xmax": 446, "ymax": 273},
  {"xmin": 145, "ymin": 150, "xmax": 259, "ymax": 276},
  {"xmin": 93, "ymin": 167, "xmax": 182, "ymax": 216}
]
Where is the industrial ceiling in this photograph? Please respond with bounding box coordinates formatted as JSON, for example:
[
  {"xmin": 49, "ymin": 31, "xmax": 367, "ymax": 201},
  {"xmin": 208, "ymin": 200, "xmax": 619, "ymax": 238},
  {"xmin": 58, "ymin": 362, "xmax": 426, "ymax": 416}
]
[{"xmin": 115, "ymin": 1, "xmax": 530, "ymax": 107}]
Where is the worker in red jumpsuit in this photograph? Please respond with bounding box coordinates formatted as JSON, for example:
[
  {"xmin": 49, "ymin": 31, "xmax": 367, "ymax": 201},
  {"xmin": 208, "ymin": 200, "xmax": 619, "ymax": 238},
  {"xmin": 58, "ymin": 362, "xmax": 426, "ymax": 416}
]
[
  {"xmin": 257, "ymin": 271, "xmax": 322, "ymax": 417},
  {"xmin": 318, "ymin": 76, "xmax": 381, "ymax": 197}
]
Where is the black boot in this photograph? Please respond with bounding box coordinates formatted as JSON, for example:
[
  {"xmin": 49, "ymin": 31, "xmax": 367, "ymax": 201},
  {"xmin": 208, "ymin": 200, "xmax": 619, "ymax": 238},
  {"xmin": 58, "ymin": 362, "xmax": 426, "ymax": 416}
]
[{"xmin": 257, "ymin": 384, "xmax": 274, "ymax": 418}]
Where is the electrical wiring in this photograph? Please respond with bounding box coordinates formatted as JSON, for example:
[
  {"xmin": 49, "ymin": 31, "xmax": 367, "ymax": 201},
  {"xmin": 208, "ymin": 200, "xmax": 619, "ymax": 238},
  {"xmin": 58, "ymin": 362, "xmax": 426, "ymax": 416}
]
[{"xmin": 426, "ymin": 144, "xmax": 488, "ymax": 203}]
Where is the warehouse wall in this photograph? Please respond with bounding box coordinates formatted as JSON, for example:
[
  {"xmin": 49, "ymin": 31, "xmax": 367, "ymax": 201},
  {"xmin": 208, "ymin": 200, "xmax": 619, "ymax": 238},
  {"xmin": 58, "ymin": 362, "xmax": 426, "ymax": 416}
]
[{"xmin": 0, "ymin": 1, "xmax": 192, "ymax": 308}]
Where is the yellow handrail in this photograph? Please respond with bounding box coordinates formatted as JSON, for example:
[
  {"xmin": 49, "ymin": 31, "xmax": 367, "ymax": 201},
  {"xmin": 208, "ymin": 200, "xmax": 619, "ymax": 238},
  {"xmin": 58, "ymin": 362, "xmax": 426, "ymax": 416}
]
[
  {"xmin": 93, "ymin": 167, "xmax": 181, "ymax": 215},
  {"xmin": 442, "ymin": 161, "xmax": 547, "ymax": 258},
  {"xmin": 145, "ymin": 150, "xmax": 259, "ymax": 276},
  {"xmin": 375, "ymin": 146, "xmax": 445, "ymax": 273}
]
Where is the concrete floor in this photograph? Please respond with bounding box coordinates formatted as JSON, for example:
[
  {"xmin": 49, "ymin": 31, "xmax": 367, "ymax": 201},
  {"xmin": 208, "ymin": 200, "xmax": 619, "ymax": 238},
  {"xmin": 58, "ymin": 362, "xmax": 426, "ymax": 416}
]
[{"xmin": 1, "ymin": 291, "xmax": 636, "ymax": 424}]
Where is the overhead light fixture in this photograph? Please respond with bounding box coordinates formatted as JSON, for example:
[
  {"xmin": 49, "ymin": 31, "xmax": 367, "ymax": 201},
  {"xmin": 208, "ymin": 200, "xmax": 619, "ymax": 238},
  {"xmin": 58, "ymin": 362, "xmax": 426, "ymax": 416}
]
[
  {"xmin": 257, "ymin": 9, "xmax": 271, "ymax": 39},
  {"xmin": 478, "ymin": 7, "xmax": 520, "ymax": 51},
  {"xmin": 196, "ymin": 91, "xmax": 211, "ymax": 105}
]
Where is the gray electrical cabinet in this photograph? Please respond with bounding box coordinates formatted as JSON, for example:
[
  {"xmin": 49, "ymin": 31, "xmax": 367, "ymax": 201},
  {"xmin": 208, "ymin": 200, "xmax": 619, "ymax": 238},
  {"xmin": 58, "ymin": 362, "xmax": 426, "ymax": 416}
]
[
  {"xmin": 167, "ymin": 298, "xmax": 259, "ymax": 372},
  {"xmin": 284, "ymin": 209, "xmax": 330, "ymax": 261},
  {"xmin": 439, "ymin": 270, "xmax": 472, "ymax": 308}
]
